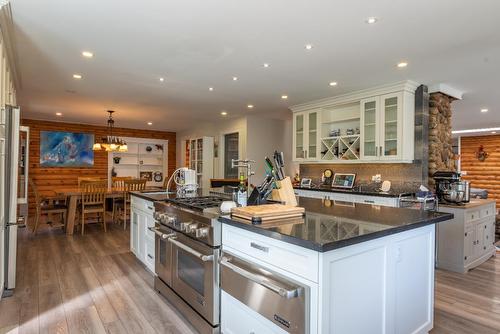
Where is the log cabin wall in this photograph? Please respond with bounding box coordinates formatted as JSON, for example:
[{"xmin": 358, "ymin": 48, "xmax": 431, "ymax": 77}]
[
  {"xmin": 21, "ymin": 118, "xmax": 176, "ymax": 212},
  {"xmin": 460, "ymin": 135, "xmax": 500, "ymax": 209}
]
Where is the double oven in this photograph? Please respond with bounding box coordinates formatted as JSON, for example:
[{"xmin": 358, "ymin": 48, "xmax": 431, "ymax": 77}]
[{"xmin": 152, "ymin": 201, "xmax": 221, "ymax": 334}]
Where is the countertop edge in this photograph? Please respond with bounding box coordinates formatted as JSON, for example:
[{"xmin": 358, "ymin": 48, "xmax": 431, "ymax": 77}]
[{"xmin": 219, "ymin": 212, "xmax": 453, "ymax": 253}]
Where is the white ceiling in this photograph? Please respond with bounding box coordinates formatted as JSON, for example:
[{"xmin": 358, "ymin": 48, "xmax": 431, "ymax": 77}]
[{"xmin": 11, "ymin": 0, "xmax": 500, "ymax": 132}]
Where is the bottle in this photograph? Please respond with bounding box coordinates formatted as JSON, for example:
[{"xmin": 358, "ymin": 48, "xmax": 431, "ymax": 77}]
[{"xmin": 237, "ymin": 172, "xmax": 247, "ymax": 207}]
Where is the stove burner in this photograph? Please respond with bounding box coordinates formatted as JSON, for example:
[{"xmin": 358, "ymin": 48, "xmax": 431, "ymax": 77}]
[{"xmin": 168, "ymin": 196, "xmax": 226, "ymax": 211}]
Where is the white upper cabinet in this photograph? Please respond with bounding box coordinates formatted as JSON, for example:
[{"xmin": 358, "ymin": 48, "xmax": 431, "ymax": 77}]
[
  {"xmin": 291, "ymin": 81, "xmax": 417, "ymax": 163},
  {"xmin": 293, "ymin": 110, "xmax": 319, "ymax": 161}
]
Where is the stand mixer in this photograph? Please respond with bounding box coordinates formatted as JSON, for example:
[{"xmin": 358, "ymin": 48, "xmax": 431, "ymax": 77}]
[{"xmin": 433, "ymin": 171, "xmax": 470, "ymax": 205}]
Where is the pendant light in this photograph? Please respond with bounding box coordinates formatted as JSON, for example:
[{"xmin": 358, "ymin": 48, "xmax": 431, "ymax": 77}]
[{"xmin": 92, "ymin": 110, "xmax": 128, "ymax": 152}]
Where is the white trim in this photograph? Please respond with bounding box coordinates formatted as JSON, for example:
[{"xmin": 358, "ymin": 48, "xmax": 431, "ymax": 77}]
[
  {"xmin": 428, "ymin": 83, "xmax": 463, "ymax": 100},
  {"xmin": 290, "ymin": 80, "xmax": 419, "ymax": 113}
]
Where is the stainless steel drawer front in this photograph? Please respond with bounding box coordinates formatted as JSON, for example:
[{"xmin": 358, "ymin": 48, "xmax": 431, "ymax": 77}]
[{"xmin": 220, "ymin": 253, "xmax": 308, "ymax": 334}]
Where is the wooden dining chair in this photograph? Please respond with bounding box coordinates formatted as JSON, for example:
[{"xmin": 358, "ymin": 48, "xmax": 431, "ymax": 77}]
[
  {"xmin": 116, "ymin": 179, "xmax": 147, "ymax": 229},
  {"xmin": 29, "ymin": 178, "xmax": 68, "ymax": 234},
  {"xmin": 80, "ymin": 180, "xmax": 108, "ymax": 235},
  {"xmin": 111, "ymin": 176, "xmax": 133, "ymax": 222},
  {"xmin": 78, "ymin": 176, "xmax": 102, "ymax": 187}
]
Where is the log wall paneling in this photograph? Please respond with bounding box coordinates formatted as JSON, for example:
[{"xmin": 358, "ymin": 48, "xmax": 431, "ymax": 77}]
[
  {"xmin": 21, "ymin": 119, "xmax": 176, "ymax": 213},
  {"xmin": 460, "ymin": 135, "xmax": 500, "ymax": 209}
]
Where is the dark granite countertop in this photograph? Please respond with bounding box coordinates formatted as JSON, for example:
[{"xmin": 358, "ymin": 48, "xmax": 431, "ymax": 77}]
[
  {"xmin": 219, "ymin": 196, "xmax": 453, "ymax": 252},
  {"xmin": 293, "ymin": 185, "xmax": 415, "ymax": 198},
  {"xmin": 130, "ymin": 190, "xmax": 177, "ymax": 202}
]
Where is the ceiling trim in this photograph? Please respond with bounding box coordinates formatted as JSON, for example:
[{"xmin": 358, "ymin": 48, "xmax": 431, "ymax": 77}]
[
  {"xmin": 0, "ymin": 2, "xmax": 21, "ymax": 90},
  {"xmin": 290, "ymin": 80, "xmax": 420, "ymax": 112},
  {"xmin": 428, "ymin": 83, "xmax": 463, "ymax": 100}
]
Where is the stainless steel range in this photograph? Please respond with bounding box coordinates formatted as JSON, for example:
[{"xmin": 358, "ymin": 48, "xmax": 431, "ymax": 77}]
[{"xmin": 152, "ymin": 196, "xmax": 225, "ymax": 334}]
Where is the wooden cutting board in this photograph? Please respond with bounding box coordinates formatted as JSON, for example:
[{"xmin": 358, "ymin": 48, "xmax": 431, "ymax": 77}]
[{"xmin": 231, "ymin": 204, "xmax": 305, "ymax": 223}]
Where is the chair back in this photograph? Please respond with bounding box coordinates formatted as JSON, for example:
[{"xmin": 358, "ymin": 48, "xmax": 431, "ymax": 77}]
[
  {"xmin": 112, "ymin": 176, "xmax": 133, "ymax": 191},
  {"xmin": 80, "ymin": 180, "xmax": 107, "ymax": 206},
  {"xmin": 78, "ymin": 177, "xmax": 102, "ymax": 187},
  {"xmin": 124, "ymin": 179, "xmax": 147, "ymax": 201}
]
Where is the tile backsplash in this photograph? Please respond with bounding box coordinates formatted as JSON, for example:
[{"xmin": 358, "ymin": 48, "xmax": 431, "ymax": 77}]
[{"xmin": 299, "ymin": 163, "xmax": 424, "ymax": 188}]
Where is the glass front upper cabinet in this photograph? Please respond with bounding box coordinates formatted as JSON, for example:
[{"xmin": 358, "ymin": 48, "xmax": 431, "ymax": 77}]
[
  {"xmin": 294, "ymin": 113, "xmax": 305, "ymax": 159},
  {"xmin": 307, "ymin": 111, "xmax": 318, "ymax": 159},
  {"xmin": 381, "ymin": 93, "xmax": 401, "ymax": 158},
  {"xmin": 360, "ymin": 98, "xmax": 378, "ymax": 159}
]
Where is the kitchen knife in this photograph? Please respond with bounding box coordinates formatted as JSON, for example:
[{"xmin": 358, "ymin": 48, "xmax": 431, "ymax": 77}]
[
  {"xmin": 265, "ymin": 157, "xmax": 278, "ymax": 180},
  {"xmin": 273, "ymin": 154, "xmax": 282, "ymax": 180}
]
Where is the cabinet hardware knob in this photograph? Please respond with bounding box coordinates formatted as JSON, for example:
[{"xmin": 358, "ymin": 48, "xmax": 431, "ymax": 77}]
[
  {"xmin": 464, "ymin": 256, "xmax": 467, "ymax": 260},
  {"xmin": 465, "ymin": 232, "xmax": 468, "ymax": 237}
]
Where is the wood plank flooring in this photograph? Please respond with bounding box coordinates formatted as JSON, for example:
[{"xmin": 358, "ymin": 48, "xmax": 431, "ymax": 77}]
[
  {"xmin": 1, "ymin": 220, "xmax": 500, "ymax": 334},
  {"xmin": 0, "ymin": 222, "xmax": 196, "ymax": 334}
]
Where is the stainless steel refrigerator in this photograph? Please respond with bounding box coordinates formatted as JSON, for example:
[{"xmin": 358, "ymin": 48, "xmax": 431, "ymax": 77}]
[{"xmin": 1, "ymin": 105, "xmax": 26, "ymax": 298}]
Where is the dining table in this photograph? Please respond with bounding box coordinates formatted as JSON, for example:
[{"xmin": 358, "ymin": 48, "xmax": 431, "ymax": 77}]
[{"xmin": 47, "ymin": 186, "xmax": 162, "ymax": 235}]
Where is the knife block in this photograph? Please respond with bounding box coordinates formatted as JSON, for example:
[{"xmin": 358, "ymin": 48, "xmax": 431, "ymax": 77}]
[{"xmin": 271, "ymin": 177, "xmax": 298, "ymax": 207}]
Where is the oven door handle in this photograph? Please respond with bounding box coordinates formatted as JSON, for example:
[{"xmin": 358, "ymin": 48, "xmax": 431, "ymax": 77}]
[
  {"xmin": 169, "ymin": 238, "xmax": 214, "ymax": 262},
  {"xmin": 148, "ymin": 227, "xmax": 175, "ymax": 240},
  {"xmin": 220, "ymin": 256, "xmax": 301, "ymax": 299}
]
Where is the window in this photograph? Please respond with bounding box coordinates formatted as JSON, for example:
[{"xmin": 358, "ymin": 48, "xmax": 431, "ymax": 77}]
[{"xmin": 224, "ymin": 132, "xmax": 239, "ymax": 179}]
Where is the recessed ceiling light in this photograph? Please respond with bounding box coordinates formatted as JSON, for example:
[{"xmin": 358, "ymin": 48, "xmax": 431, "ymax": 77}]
[
  {"xmin": 329, "ymin": 82, "xmax": 338, "ymax": 86},
  {"xmin": 232, "ymin": 76, "xmax": 238, "ymax": 81},
  {"xmin": 247, "ymin": 104, "xmax": 254, "ymax": 109},
  {"xmin": 209, "ymin": 87, "xmax": 214, "ymax": 91},
  {"xmin": 305, "ymin": 44, "xmax": 313, "ymax": 50},
  {"xmin": 73, "ymin": 74, "xmax": 82, "ymax": 79},
  {"xmin": 481, "ymin": 108, "xmax": 489, "ymax": 113},
  {"xmin": 263, "ymin": 63, "xmax": 270, "ymax": 68},
  {"xmin": 366, "ymin": 17, "xmax": 378, "ymax": 24},
  {"xmin": 492, "ymin": 131, "xmax": 497, "ymax": 134},
  {"xmin": 397, "ymin": 62, "xmax": 408, "ymax": 68},
  {"xmin": 55, "ymin": 112, "xmax": 62, "ymax": 116},
  {"xmin": 281, "ymin": 95, "xmax": 288, "ymax": 99},
  {"xmin": 159, "ymin": 77, "xmax": 164, "ymax": 82},
  {"xmin": 147, "ymin": 122, "xmax": 153, "ymax": 125},
  {"xmin": 81, "ymin": 51, "xmax": 94, "ymax": 58},
  {"xmin": 221, "ymin": 111, "xmax": 228, "ymax": 116}
]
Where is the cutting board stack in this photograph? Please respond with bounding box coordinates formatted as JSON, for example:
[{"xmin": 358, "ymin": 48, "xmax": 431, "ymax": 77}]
[{"xmin": 231, "ymin": 204, "xmax": 305, "ymax": 224}]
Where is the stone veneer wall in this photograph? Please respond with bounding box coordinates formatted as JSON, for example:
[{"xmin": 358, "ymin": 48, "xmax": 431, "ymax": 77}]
[{"xmin": 428, "ymin": 92, "xmax": 457, "ymax": 187}]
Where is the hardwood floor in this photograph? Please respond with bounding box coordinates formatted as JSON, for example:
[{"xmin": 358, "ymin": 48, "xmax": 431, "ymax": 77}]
[
  {"xmin": 432, "ymin": 254, "xmax": 500, "ymax": 334},
  {"xmin": 0, "ymin": 222, "xmax": 196, "ymax": 334},
  {"xmin": 1, "ymin": 220, "xmax": 500, "ymax": 334}
]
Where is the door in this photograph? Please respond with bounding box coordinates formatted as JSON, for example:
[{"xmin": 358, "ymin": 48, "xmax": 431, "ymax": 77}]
[
  {"xmin": 306, "ymin": 111, "xmax": 319, "ymax": 160},
  {"xmin": 464, "ymin": 227, "xmax": 474, "ymax": 263},
  {"xmin": 293, "ymin": 113, "xmax": 306, "ymax": 160},
  {"xmin": 380, "ymin": 93, "xmax": 402, "ymax": 160},
  {"xmin": 360, "ymin": 98, "xmax": 379, "ymax": 160},
  {"xmin": 3, "ymin": 105, "xmax": 20, "ymax": 291},
  {"xmin": 170, "ymin": 234, "xmax": 219, "ymax": 324},
  {"xmin": 130, "ymin": 210, "xmax": 139, "ymax": 255}
]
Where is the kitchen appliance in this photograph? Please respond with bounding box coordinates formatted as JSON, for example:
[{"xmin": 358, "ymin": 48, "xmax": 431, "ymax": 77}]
[
  {"xmin": 1, "ymin": 105, "xmax": 27, "ymax": 296},
  {"xmin": 165, "ymin": 167, "xmax": 198, "ymax": 195},
  {"xmin": 433, "ymin": 171, "xmax": 471, "ymax": 205},
  {"xmin": 152, "ymin": 195, "xmax": 226, "ymax": 334},
  {"xmin": 220, "ymin": 251, "xmax": 308, "ymax": 334}
]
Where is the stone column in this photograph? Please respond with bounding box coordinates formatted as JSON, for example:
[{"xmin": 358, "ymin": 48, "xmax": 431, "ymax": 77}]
[{"xmin": 428, "ymin": 92, "xmax": 457, "ymax": 187}]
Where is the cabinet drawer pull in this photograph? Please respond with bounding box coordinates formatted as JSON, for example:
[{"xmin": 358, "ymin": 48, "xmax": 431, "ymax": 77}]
[
  {"xmin": 147, "ymin": 206, "xmax": 153, "ymax": 210},
  {"xmin": 147, "ymin": 254, "xmax": 153, "ymax": 259},
  {"xmin": 484, "ymin": 246, "xmax": 487, "ymax": 250},
  {"xmin": 364, "ymin": 200, "xmax": 375, "ymax": 204},
  {"xmin": 465, "ymin": 232, "xmax": 468, "ymax": 237},
  {"xmin": 250, "ymin": 242, "xmax": 269, "ymax": 253},
  {"xmin": 464, "ymin": 256, "xmax": 468, "ymax": 260}
]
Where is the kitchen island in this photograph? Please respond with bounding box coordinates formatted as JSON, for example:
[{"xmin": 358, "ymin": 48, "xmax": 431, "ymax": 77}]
[{"xmin": 219, "ymin": 197, "xmax": 453, "ymax": 334}]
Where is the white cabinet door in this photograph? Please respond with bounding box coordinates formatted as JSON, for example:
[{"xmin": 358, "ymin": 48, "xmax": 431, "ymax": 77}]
[
  {"xmin": 360, "ymin": 97, "xmax": 379, "ymax": 160},
  {"xmin": 137, "ymin": 212, "xmax": 146, "ymax": 262},
  {"xmin": 380, "ymin": 92, "xmax": 403, "ymax": 160},
  {"xmin": 293, "ymin": 111, "xmax": 319, "ymax": 161},
  {"xmin": 130, "ymin": 210, "xmax": 139, "ymax": 256},
  {"xmin": 293, "ymin": 112, "xmax": 306, "ymax": 161},
  {"xmin": 464, "ymin": 226, "xmax": 474, "ymax": 264}
]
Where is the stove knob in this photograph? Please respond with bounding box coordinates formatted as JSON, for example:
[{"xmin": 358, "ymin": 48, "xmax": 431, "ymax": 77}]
[
  {"xmin": 153, "ymin": 212, "xmax": 161, "ymax": 220},
  {"xmin": 186, "ymin": 223, "xmax": 198, "ymax": 233},
  {"xmin": 179, "ymin": 222, "xmax": 191, "ymax": 232},
  {"xmin": 166, "ymin": 215, "xmax": 176, "ymax": 224},
  {"xmin": 195, "ymin": 227, "xmax": 210, "ymax": 238}
]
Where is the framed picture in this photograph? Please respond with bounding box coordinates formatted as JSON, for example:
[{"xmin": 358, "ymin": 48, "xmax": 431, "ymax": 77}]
[
  {"xmin": 40, "ymin": 131, "xmax": 94, "ymax": 167},
  {"xmin": 140, "ymin": 171, "xmax": 153, "ymax": 181},
  {"xmin": 332, "ymin": 173, "xmax": 356, "ymax": 189}
]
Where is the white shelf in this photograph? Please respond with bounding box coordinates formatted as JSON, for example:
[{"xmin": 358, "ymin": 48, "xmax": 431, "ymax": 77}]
[
  {"xmin": 364, "ymin": 123, "xmax": 376, "ymax": 126},
  {"xmin": 322, "ymin": 116, "xmax": 360, "ymax": 124}
]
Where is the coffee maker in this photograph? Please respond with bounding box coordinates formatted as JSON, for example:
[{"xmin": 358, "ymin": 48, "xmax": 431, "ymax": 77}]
[{"xmin": 433, "ymin": 171, "xmax": 471, "ymax": 205}]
